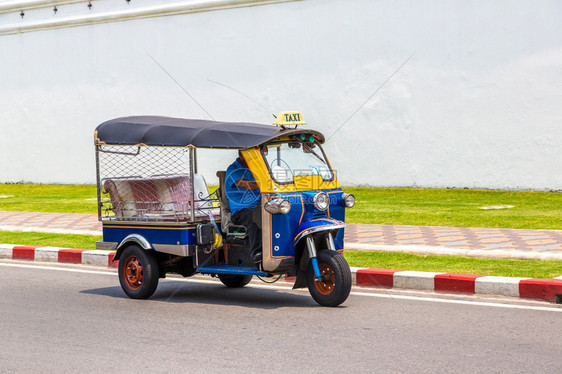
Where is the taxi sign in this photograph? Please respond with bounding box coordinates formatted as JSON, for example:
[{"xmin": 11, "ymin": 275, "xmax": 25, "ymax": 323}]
[{"xmin": 273, "ymin": 111, "xmax": 306, "ymax": 127}]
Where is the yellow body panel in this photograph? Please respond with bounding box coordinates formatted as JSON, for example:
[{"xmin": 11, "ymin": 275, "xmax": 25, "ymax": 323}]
[{"xmin": 240, "ymin": 147, "xmax": 340, "ymax": 193}]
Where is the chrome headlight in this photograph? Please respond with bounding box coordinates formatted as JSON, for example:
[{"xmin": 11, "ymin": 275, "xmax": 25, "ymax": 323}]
[
  {"xmin": 343, "ymin": 193, "xmax": 355, "ymax": 208},
  {"xmin": 313, "ymin": 192, "xmax": 329, "ymax": 211},
  {"xmin": 265, "ymin": 198, "xmax": 291, "ymax": 214}
]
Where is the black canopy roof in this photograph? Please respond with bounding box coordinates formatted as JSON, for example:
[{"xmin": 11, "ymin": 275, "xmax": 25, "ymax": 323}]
[{"xmin": 94, "ymin": 116, "xmax": 325, "ymax": 149}]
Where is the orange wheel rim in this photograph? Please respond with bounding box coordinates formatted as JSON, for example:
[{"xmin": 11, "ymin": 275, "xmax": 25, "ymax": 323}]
[
  {"xmin": 124, "ymin": 255, "xmax": 143, "ymax": 290},
  {"xmin": 314, "ymin": 263, "xmax": 335, "ymax": 295}
]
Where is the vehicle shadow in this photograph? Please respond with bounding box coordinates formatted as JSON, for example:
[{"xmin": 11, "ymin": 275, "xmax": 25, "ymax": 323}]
[{"xmin": 81, "ymin": 280, "xmax": 321, "ymax": 310}]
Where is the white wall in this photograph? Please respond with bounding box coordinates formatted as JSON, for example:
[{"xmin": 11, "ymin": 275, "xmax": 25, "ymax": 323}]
[{"xmin": 1, "ymin": 0, "xmax": 561, "ymax": 189}]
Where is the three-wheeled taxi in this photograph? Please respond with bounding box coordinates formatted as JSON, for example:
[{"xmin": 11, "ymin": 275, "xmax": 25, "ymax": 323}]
[{"xmin": 94, "ymin": 112, "xmax": 355, "ymax": 306}]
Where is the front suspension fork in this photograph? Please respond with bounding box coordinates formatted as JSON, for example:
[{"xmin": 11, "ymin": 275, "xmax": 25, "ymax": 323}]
[{"xmin": 306, "ymin": 233, "xmax": 336, "ymax": 281}]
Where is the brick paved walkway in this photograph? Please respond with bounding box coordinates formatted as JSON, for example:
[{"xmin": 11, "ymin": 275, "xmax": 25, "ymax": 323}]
[
  {"xmin": 345, "ymin": 224, "xmax": 562, "ymax": 253},
  {"xmin": 0, "ymin": 211, "xmax": 101, "ymax": 235},
  {"xmin": 1, "ymin": 211, "xmax": 562, "ymax": 259}
]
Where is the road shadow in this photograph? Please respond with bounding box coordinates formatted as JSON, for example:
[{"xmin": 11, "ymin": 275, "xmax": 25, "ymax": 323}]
[{"xmin": 80, "ymin": 280, "xmax": 322, "ymax": 310}]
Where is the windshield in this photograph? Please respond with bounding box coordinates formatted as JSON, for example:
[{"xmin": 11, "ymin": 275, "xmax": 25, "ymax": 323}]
[{"xmin": 261, "ymin": 141, "xmax": 334, "ymax": 184}]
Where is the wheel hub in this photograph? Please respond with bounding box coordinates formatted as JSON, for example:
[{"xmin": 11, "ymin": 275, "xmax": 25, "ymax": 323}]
[
  {"xmin": 124, "ymin": 255, "xmax": 143, "ymax": 290},
  {"xmin": 314, "ymin": 263, "xmax": 335, "ymax": 295}
]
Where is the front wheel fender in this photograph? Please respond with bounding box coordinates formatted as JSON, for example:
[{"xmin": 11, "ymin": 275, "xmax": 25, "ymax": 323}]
[{"xmin": 293, "ymin": 218, "xmax": 345, "ymax": 246}]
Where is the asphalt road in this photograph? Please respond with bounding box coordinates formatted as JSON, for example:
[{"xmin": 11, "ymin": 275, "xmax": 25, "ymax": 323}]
[{"xmin": 1, "ymin": 260, "xmax": 561, "ymax": 374}]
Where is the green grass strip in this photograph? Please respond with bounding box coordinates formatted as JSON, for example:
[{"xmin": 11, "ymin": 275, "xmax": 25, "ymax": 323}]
[
  {"xmin": 1, "ymin": 184, "xmax": 561, "ymax": 229},
  {"xmin": 343, "ymin": 187, "xmax": 562, "ymax": 229},
  {"xmin": 0, "ymin": 231, "xmax": 101, "ymax": 250},
  {"xmin": 0, "ymin": 184, "xmax": 97, "ymax": 214}
]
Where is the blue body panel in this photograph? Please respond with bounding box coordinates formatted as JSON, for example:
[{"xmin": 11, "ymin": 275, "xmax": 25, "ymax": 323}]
[
  {"xmin": 269, "ymin": 193, "xmax": 304, "ymax": 258},
  {"xmin": 269, "ymin": 189, "xmax": 346, "ymax": 258},
  {"xmin": 102, "ymin": 222, "xmax": 197, "ymax": 246},
  {"xmin": 102, "ymin": 189, "xmax": 348, "ymax": 272}
]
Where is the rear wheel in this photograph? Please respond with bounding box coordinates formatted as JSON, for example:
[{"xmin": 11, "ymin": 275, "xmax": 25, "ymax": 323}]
[
  {"xmin": 307, "ymin": 250, "xmax": 351, "ymax": 307},
  {"xmin": 118, "ymin": 245, "xmax": 159, "ymax": 299},
  {"xmin": 218, "ymin": 274, "xmax": 253, "ymax": 288}
]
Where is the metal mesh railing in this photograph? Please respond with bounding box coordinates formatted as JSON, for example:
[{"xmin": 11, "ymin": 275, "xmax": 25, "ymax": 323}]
[
  {"xmin": 97, "ymin": 145, "xmax": 203, "ymax": 222},
  {"xmin": 97, "ymin": 145, "xmax": 191, "ymax": 180}
]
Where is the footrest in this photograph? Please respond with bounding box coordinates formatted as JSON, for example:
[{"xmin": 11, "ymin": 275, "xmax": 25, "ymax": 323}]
[{"xmin": 197, "ymin": 265, "xmax": 268, "ymax": 277}]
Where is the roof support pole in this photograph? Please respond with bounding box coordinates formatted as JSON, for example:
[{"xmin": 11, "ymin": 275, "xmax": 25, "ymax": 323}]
[{"xmin": 189, "ymin": 147, "xmax": 196, "ymax": 221}]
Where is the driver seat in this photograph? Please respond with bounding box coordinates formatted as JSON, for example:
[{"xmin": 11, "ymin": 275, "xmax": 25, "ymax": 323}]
[{"xmin": 216, "ymin": 171, "xmax": 247, "ymax": 239}]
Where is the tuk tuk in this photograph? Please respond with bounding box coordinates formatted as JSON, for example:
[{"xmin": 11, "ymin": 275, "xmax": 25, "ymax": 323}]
[{"xmin": 94, "ymin": 112, "xmax": 355, "ymax": 306}]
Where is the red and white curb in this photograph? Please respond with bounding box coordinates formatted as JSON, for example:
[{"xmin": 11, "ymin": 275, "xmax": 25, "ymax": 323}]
[
  {"xmin": 0, "ymin": 244, "xmax": 118, "ymax": 268},
  {"xmin": 2, "ymin": 244, "xmax": 561, "ymax": 303},
  {"xmin": 353, "ymin": 268, "xmax": 562, "ymax": 303}
]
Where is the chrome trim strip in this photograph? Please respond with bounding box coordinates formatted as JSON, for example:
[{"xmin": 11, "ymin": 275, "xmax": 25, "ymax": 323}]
[
  {"xmin": 294, "ymin": 224, "xmax": 346, "ymax": 244},
  {"xmin": 96, "ymin": 241, "xmax": 118, "ymax": 250},
  {"xmin": 153, "ymin": 244, "xmax": 190, "ymax": 257},
  {"xmin": 326, "ymin": 232, "xmax": 336, "ymax": 251},
  {"xmin": 306, "ymin": 236, "xmax": 317, "ymax": 258}
]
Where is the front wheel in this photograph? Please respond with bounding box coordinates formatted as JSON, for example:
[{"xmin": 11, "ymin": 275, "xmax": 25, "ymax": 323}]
[
  {"xmin": 218, "ymin": 274, "xmax": 253, "ymax": 288},
  {"xmin": 118, "ymin": 245, "xmax": 159, "ymax": 299},
  {"xmin": 307, "ymin": 250, "xmax": 351, "ymax": 307}
]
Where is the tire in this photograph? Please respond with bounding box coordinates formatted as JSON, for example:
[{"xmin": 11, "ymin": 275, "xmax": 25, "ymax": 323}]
[
  {"xmin": 218, "ymin": 274, "xmax": 253, "ymax": 288},
  {"xmin": 118, "ymin": 245, "xmax": 159, "ymax": 299},
  {"xmin": 306, "ymin": 250, "xmax": 352, "ymax": 307}
]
